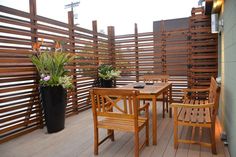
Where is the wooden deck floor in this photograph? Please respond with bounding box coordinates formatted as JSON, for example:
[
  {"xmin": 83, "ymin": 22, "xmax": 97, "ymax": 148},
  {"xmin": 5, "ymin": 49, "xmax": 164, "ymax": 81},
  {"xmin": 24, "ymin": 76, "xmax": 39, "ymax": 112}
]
[{"xmin": 0, "ymin": 104, "xmax": 230, "ymax": 157}]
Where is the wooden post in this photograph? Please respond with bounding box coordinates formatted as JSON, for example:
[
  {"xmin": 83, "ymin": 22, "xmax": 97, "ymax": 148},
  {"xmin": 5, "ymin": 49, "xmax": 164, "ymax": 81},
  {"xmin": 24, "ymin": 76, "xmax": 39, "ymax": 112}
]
[
  {"xmin": 68, "ymin": 11, "xmax": 75, "ymax": 53},
  {"xmin": 29, "ymin": 0, "xmax": 37, "ymax": 44},
  {"xmin": 92, "ymin": 21, "xmax": 99, "ymax": 77},
  {"xmin": 29, "ymin": 0, "xmax": 44, "ymax": 128},
  {"xmin": 187, "ymin": 18, "xmax": 192, "ymax": 88},
  {"xmin": 68, "ymin": 11, "xmax": 78, "ymax": 114},
  {"xmin": 108, "ymin": 26, "xmax": 115, "ymax": 66},
  {"xmin": 107, "ymin": 26, "xmax": 116, "ymax": 86},
  {"xmin": 153, "ymin": 29, "xmax": 159, "ymax": 75},
  {"xmin": 161, "ymin": 20, "xmax": 166, "ymax": 75},
  {"xmin": 135, "ymin": 23, "xmax": 139, "ymax": 82}
]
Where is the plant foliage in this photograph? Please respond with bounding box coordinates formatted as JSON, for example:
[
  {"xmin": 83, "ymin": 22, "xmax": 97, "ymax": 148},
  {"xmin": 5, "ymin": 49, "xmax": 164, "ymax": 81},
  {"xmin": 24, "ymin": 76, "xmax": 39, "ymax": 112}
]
[
  {"xmin": 98, "ymin": 64, "xmax": 121, "ymax": 80},
  {"xmin": 30, "ymin": 41, "xmax": 74, "ymax": 89}
]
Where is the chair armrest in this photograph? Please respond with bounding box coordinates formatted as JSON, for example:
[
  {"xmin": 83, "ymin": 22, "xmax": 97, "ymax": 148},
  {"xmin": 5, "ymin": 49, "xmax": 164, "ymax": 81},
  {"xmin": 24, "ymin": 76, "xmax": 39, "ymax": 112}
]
[
  {"xmin": 139, "ymin": 102, "xmax": 150, "ymax": 111},
  {"xmin": 171, "ymin": 103, "xmax": 214, "ymax": 108}
]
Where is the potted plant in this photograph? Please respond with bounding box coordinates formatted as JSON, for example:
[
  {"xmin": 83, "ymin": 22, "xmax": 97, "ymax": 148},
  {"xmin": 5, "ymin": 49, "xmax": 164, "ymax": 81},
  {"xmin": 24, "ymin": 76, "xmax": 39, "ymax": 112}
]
[
  {"xmin": 30, "ymin": 40, "xmax": 74, "ymax": 133},
  {"xmin": 98, "ymin": 64, "xmax": 121, "ymax": 87}
]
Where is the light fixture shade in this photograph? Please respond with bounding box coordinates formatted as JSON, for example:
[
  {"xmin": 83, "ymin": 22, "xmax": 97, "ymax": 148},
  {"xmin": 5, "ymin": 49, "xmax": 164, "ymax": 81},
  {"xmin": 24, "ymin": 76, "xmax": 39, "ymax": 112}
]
[
  {"xmin": 211, "ymin": 13, "xmax": 219, "ymax": 33},
  {"xmin": 212, "ymin": 0, "xmax": 223, "ymax": 13}
]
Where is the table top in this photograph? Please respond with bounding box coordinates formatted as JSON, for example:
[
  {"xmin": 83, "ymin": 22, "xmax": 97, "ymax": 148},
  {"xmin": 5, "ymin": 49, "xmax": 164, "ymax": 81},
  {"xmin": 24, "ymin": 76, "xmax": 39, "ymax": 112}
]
[{"xmin": 119, "ymin": 82, "xmax": 171, "ymax": 95}]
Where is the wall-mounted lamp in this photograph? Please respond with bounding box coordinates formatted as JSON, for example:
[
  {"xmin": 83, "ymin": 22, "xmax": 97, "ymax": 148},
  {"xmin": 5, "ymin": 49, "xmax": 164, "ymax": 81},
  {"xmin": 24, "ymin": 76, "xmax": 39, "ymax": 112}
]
[
  {"xmin": 211, "ymin": 14, "xmax": 219, "ymax": 33},
  {"xmin": 211, "ymin": 13, "xmax": 224, "ymax": 34}
]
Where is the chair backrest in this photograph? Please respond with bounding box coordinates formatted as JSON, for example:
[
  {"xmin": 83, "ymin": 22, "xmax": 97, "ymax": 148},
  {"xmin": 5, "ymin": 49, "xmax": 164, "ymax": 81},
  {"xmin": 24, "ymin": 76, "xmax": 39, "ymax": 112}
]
[
  {"xmin": 140, "ymin": 74, "xmax": 169, "ymax": 83},
  {"xmin": 208, "ymin": 77, "xmax": 221, "ymax": 120},
  {"xmin": 90, "ymin": 88, "xmax": 140, "ymax": 123}
]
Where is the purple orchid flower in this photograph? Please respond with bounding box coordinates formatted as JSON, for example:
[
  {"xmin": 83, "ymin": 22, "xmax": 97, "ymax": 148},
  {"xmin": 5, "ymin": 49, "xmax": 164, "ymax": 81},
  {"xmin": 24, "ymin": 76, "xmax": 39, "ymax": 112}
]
[{"xmin": 43, "ymin": 75, "xmax": 50, "ymax": 81}]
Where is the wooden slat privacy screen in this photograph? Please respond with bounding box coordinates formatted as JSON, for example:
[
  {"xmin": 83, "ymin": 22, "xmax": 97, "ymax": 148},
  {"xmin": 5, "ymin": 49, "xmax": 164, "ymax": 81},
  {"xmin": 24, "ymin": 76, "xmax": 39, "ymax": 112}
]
[
  {"xmin": 0, "ymin": 4, "xmax": 217, "ymax": 143},
  {"xmin": 189, "ymin": 8, "xmax": 218, "ymax": 88},
  {"xmin": 115, "ymin": 8, "xmax": 217, "ymax": 101},
  {"xmin": 0, "ymin": 4, "xmax": 106, "ymax": 143},
  {"xmin": 114, "ymin": 29, "xmax": 190, "ymax": 100}
]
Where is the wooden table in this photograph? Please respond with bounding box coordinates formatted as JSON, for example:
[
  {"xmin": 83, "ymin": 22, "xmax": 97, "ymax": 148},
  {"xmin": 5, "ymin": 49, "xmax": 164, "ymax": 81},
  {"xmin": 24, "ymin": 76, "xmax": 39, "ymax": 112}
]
[{"xmin": 119, "ymin": 82, "xmax": 172, "ymax": 145}]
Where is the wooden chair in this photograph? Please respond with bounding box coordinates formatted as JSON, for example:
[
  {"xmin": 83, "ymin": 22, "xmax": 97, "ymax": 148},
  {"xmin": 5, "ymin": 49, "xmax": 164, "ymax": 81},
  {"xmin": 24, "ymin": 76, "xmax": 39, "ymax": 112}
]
[
  {"xmin": 90, "ymin": 88, "xmax": 149, "ymax": 157},
  {"xmin": 140, "ymin": 74, "xmax": 169, "ymax": 83},
  {"xmin": 140, "ymin": 74, "xmax": 170, "ymax": 118},
  {"xmin": 171, "ymin": 77, "xmax": 220, "ymax": 154}
]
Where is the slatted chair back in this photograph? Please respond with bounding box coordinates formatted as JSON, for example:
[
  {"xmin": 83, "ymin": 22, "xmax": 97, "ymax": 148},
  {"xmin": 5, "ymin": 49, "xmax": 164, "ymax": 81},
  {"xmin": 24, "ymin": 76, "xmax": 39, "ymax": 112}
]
[
  {"xmin": 90, "ymin": 88, "xmax": 149, "ymax": 157},
  {"xmin": 140, "ymin": 74, "xmax": 169, "ymax": 83},
  {"xmin": 140, "ymin": 74, "xmax": 170, "ymax": 118},
  {"xmin": 91, "ymin": 88, "xmax": 140, "ymax": 120}
]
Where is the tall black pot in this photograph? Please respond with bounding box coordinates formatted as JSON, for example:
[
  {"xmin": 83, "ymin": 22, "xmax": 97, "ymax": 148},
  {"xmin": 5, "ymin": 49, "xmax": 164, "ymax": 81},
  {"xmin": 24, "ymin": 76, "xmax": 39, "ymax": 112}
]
[
  {"xmin": 40, "ymin": 86, "xmax": 67, "ymax": 133},
  {"xmin": 100, "ymin": 79, "xmax": 113, "ymax": 88}
]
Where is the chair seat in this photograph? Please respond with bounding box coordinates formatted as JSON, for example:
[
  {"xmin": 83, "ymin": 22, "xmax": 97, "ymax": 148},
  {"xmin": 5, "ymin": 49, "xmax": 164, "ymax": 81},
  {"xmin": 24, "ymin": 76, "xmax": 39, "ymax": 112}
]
[
  {"xmin": 177, "ymin": 99, "xmax": 212, "ymax": 126},
  {"xmin": 98, "ymin": 117, "xmax": 147, "ymax": 132}
]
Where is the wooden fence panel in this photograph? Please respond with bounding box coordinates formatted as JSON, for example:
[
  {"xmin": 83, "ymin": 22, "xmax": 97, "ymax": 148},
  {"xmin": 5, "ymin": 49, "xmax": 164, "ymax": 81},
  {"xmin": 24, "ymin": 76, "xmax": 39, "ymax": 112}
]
[
  {"xmin": 115, "ymin": 31, "xmax": 156, "ymax": 85},
  {"xmin": 162, "ymin": 29, "xmax": 190, "ymax": 101},
  {"xmin": 189, "ymin": 7, "xmax": 218, "ymax": 90},
  {"xmin": 0, "ymin": 5, "xmax": 106, "ymax": 143},
  {"xmin": 115, "ymin": 28, "xmax": 189, "ymax": 101},
  {"xmin": 0, "ymin": 5, "xmax": 43, "ymax": 143}
]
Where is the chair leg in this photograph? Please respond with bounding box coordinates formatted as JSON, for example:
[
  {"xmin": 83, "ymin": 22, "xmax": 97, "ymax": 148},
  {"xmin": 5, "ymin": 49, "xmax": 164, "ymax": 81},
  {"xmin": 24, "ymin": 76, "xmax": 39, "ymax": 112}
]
[
  {"xmin": 173, "ymin": 108, "xmax": 178, "ymax": 149},
  {"xmin": 174, "ymin": 125, "xmax": 178, "ymax": 149},
  {"xmin": 146, "ymin": 120, "xmax": 149, "ymax": 146},
  {"xmin": 94, "ymin": 128, "xmax": 99, "ymax": 155},
  {"xmin": 108, "ymin": 129, "xmax": 115, "ymax": 141},
  {"xmin": 134, "ymin": 131, "xmax": 139, "ymax": 157},
  {"xmin": 211, "ymin": 126, "xmax": 217, "ymax": 154},
  {"xmin": 169, "ymin": 107, "xmax": 172, "ymax": 118},
  {"xmin": 166, "ymin": 94, "xmax": 169, "ymax": 113}
]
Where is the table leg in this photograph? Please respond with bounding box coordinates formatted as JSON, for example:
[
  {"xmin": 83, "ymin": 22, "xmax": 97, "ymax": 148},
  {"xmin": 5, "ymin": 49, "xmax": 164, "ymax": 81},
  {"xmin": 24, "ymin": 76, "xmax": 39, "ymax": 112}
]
[
  {"xmin": 162, "ymin": 92, "xmax": 165, "ymax": 118},
  {"xmin": 152, "ymin": 97, "xmax": 157, "ymax": 145}
]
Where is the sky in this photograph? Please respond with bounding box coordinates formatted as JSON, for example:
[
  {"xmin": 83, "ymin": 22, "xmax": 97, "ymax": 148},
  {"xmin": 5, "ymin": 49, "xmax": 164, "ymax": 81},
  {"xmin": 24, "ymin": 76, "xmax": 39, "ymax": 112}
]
[{"xmin": 1, "ymin": 0, "xmax": 199, "ymax": 35}]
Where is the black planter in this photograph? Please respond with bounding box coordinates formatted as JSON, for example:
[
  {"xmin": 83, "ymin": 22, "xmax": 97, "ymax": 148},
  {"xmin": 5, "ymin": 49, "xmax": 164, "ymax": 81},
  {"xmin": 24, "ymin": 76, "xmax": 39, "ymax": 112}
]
[
  {"xmin": 100, "ymin": 79, "xmax": 113, "ymax": 88},
  {"xmin": 40, "ymin": 86, "xmax": 67, "ymax": 133}
]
